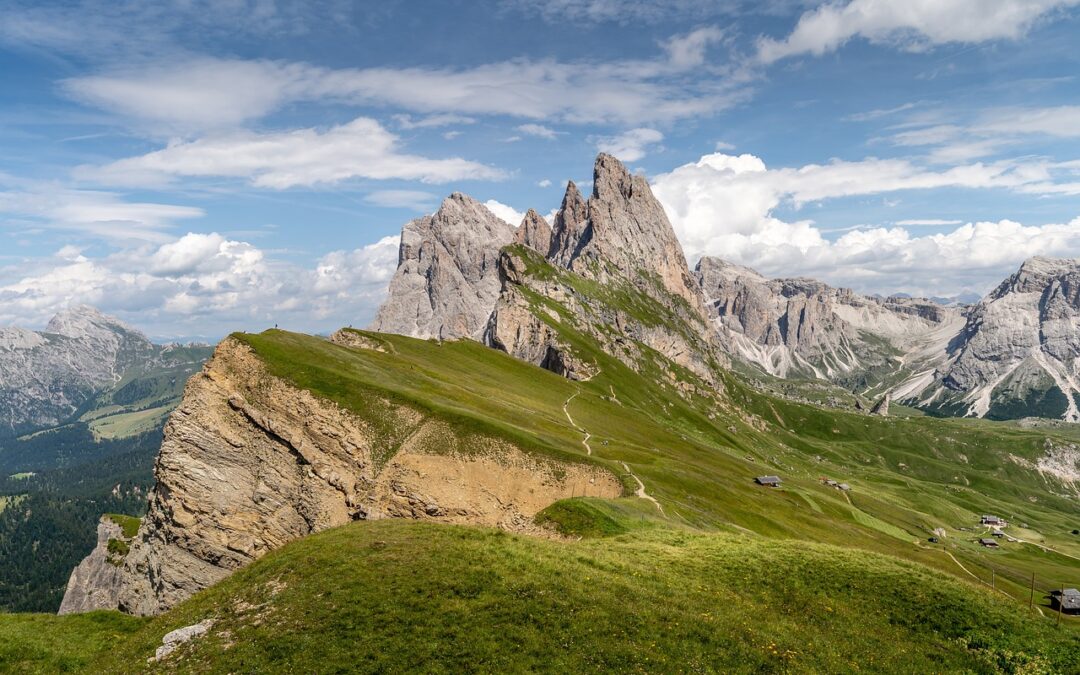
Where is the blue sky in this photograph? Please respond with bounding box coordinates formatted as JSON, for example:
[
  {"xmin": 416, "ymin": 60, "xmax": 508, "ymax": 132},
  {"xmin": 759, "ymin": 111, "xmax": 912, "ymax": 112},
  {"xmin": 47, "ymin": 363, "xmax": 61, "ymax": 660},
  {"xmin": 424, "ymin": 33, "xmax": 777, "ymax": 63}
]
[{"xmin": 2, "ymin": 0, "xmax": 1080, "ymax": 339}]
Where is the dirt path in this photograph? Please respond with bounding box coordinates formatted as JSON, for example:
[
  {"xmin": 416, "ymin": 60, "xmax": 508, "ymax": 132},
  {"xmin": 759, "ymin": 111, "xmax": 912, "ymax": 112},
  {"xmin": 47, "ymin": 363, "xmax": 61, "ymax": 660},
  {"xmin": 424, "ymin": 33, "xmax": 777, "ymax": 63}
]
[
  {"xmin": 1008, "ymin": 534, "xmax": 1080, "ymax": 563},
  {"xmin": 621, "ymin": 462, "xmax": 664, "ymax": 514},
  {"xmin": 562, "ymin": 392, "xmax": 592, "ymax": 456}
]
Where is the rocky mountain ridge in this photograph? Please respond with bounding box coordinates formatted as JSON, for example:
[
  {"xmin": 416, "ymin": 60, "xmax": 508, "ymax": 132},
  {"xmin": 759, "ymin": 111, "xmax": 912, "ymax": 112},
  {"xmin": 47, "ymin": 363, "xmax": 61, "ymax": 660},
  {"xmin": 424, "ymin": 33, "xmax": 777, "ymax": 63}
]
[
  {"xmin": 0, "ymin": 306, "xmax": 157, "ymax": 436},
  {"xmin": 371, "ymin": 158, "xmax": 1080, "ymax": 422}
]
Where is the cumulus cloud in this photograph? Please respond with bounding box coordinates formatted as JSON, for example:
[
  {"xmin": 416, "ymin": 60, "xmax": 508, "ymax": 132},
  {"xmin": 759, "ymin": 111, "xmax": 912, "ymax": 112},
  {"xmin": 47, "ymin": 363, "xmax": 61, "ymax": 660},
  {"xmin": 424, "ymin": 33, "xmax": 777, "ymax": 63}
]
[
  {"xmin": 482, "ymin": 199, "xmax": 526, "ymax": 226},
  {"xmin": 79, "ymin": 117, "xmax": 504, "ymax": 188},
  {"xmin": 0, "ymin": 231, "xmax": 401, "ymax": 339},
  {"xmin": 652, "ymin": 151, "xmax": 1080, "ymax": 295},
  {"xmin": 594, "ymin": 128, "xmax": 664, "ymax": 162},
  {"xmin": 758, "ymin": 0, "xmax": 1080, "ymax": 64}
]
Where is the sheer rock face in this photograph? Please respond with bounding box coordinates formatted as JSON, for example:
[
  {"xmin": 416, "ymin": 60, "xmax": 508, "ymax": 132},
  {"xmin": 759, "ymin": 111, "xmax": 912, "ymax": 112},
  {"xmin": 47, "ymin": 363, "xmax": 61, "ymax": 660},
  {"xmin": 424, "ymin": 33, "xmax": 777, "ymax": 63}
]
[
  {"xmin": 696, "ymin": 256, "xmax": 963, "ymax": 385},
  {"xmin": 485, "ymin": 156, "xmax": 726, "ymax": 386},
  {"xmin": 546, "ymin": 181, "xmax": 589, "ymax": 266},
  {"xmin": 564, "ymin": 154, "xmax": 707, "ymax": 320},
  {"xmin": 104, "ymin": 337, "xmax": 619, "ymax": 616},
  {"xmin": 0, "ymin": 306, "xmax": 156, "ymax": 436},
  {"xmin": 58, "ymin": 517, "xmax": 127, "ymax": 615},
  {"xmin": 514, "ymin": 209, "xmax": 553, "ymax": 254},
  {"xmin": 371, "ymin": 194, "xmax": 515, "ymax": 340},
  {"xmin": 935, "ymin": 257, "xmax": 1080, "ymax": 420}
]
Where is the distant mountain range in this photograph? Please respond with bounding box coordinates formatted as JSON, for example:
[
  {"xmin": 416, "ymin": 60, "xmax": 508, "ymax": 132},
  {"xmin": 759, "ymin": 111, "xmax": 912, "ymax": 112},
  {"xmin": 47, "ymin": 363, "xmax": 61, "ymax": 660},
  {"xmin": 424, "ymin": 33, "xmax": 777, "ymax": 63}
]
[
  {"xmin": 0, "ymin": 306, "xmax": 211, "ymax": 439},
  {"xmin": 373, "ymin": 161, "xmax": 1080, "ymax": 423}
]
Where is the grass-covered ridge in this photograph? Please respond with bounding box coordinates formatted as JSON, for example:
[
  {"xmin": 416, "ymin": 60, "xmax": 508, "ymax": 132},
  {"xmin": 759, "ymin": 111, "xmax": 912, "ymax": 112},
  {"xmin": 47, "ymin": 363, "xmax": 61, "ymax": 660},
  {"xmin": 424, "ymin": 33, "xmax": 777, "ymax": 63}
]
[{"xmin": 76, "ymin": 520, "xmax": 1080, "ymax": 673}]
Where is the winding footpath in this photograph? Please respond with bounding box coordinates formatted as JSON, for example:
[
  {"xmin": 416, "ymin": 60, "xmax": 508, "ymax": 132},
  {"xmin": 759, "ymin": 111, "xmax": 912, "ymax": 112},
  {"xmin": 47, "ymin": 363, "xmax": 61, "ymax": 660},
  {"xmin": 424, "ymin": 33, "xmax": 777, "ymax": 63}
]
[
  {"xmin": 561, "ymin": 389, "xmax": 663, "ymax": 513},
  {"xmin": 621, "ymin": 462, "xmax": 664, "ymax": 514},
  {"xmin": 562, "ymin": 392, "xmax": 592, "ymax": 456}
]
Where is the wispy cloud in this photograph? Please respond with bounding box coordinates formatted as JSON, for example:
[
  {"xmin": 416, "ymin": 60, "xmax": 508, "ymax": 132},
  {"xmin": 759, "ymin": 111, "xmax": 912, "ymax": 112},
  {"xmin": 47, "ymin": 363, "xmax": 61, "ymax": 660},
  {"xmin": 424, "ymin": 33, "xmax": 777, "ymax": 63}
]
[
  {"xmin": 78, "ymin": 117, "xmax": 505, "ymax": 188},
  {"xmin": 593, "ymin": 128, "xmax": 664, "ymax": 162},
  {"xmin": 757, "ymin": 0, "xmax": 1080, "ymax": 64}
]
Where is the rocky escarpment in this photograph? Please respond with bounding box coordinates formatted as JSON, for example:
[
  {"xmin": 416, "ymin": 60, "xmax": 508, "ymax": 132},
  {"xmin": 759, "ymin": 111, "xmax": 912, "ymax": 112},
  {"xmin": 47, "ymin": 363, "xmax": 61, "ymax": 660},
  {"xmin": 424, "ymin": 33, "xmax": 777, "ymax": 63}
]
[
  {"xmin": 914, "ymin": 257, "xmax": 1080, "ymax": 421},
  {"xmin": 371, "ymin": 193, "xmax": 516, "ymax": 340},
  {"xmin": 485, "ymin": 155, "xmax": 726, "ymax": 386},
  {"xmin": 696, "ymin": 257, "xmax": 965, "ymax": 391},
  {"xmin": 99, "ymin": 337, "xmax": 619, "ymax": 616},
  {"xmin": 58, "ymin": 516, "xmax": 135, "ymax": 614},
  {"xmin": 0, "ymin": 306, "xmax": 157, "ymax": 435}
]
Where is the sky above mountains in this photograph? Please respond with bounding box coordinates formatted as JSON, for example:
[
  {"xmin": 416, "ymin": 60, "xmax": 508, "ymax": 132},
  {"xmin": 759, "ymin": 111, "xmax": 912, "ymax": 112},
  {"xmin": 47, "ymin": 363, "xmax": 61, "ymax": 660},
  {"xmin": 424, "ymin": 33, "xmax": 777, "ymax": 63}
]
[{"xmin": 2, "ymin": 0, "xmax": 1080, "ymax": 339}]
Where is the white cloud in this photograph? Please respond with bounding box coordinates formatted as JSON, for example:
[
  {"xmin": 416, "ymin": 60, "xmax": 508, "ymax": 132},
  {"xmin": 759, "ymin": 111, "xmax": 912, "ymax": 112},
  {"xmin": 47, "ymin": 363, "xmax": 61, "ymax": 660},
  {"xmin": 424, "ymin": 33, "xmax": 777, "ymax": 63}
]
[
  {"xmin": 0, "ymin": 231, "xmax": 401, "ymax": 340},
  {"xmin": 537, "ymin": 179, "xmax": 552, "ymax": 188},
  {"xmin": 885, "ymin": 105, "xmax": 1080, "ymax": 162},
  {"xmin": 661, "ymin": 26, "xmax": 726, "ymax": 69},
  {"xmin": 651, "ymin": 151, "xmax": 1080, "ymax": 295},
  {"xmin": 482, "ymin": 199, "xmax": 526, "ymax": 227},
  {"xmin": 0, "ymin": 186, "xmax": 203, "ymax": 242},
  {"xmin": 443, "ymin": 130, "xmax": 463, "ymax": 140},
  {"xmin": 501, "ymin": 0, "xmax": 784, "ymax": 24},
  {"xmin": 364, "ymin": 190, "xmax": 439, "ymax": 211},
  {"xmin": 758, "ymin": 0, "xmax": 1080, "ymax": 64},
  {"xmin": 594, "ymin": 128, "xmax": 664, "ymax": 162},
  {"xmin": 79, "ymin": 117, "xmax": 504, "ymax": 188},
  {"xmin": 895, "ymin": 219, "xmax": 963, "ymax": 226},
  {"xmin": 62, "ymin": 34, "xmax": 748, "ymax": 132},
  {"xmin": 392, "ymin": 114, "xmax": 477, "ymax": 129},
  {"xmin": 516, "ymin": 124, "xmax": 561, "ymax": 140}
]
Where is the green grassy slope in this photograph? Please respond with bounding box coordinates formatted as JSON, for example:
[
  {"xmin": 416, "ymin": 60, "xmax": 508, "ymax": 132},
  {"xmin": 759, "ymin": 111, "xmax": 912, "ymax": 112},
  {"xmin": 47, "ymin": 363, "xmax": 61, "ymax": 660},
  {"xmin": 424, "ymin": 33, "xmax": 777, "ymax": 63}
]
[
  {"xmin": 87, "ymin": 520, "xmax": 1079, "ymax": 673},
  {"xmin": 233, "ymin": 315, "xmax": 1078, "ymax": 615},
  {"xmin": 0, "ymin": 612, "xmax": 145, "ymax": 673}
]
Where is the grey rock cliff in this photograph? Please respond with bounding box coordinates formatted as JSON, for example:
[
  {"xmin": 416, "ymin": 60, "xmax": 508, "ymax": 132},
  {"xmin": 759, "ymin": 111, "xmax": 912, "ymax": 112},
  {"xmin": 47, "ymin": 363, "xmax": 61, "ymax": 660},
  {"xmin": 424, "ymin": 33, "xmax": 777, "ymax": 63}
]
[
  {"xmin": 514, "ymin": 208, "xmax": 553, "ymax": 254},
  {"xmin": 0, "ymin": 306, "xmax": 156, "ymax": 436},
  {"xmin": 696, "ymin": 256, "xmax": 964, "ymax": 389},
  {"xmin": 58, "ymin": 516, "xmax": 128, "ymax": 615},
  {"xmin": 371, "ymin": 193, "xmax": 516, "ymax": 340},
  {"xmin": 924, "ymin": 257, "xmax": 1080, "ymax": 420},
  {"xmin": 487, "ymin": 155, "xmax": 725, "ymax": 386}
]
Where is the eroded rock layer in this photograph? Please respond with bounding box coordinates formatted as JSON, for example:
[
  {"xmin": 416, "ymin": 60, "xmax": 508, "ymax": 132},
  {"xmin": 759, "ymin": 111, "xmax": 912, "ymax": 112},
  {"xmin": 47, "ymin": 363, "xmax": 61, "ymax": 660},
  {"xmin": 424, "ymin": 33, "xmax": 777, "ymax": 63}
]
[{"xmin": 108, "ymin": 338, "xmax": 619, "ymax": 615}]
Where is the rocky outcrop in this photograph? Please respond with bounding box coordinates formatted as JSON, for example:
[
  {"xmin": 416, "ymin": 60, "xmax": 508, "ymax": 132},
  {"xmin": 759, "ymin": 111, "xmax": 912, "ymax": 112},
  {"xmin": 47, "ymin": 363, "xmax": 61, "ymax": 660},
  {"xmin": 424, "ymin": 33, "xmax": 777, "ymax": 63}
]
[
  {"xmin": 102, "ymin": 337, "xmax": 619, "ymax": 616},
  {"xmin": 562, "ymin": 154, "xmax": 707, "ymax": 318},
  {"xmin": 371, "ymin": 194, "xmax": 516, "ymax": 340},
  {"xmin": 486, "ymin": 155, "xmax": 726, "ymax": 386},
  {"xmin": 0, "ymin": 306, "xmax": 157, "ymax": 436},
  {"xmin": 923, "ymin": 257, "xmax": 1080, "ymax": 421},
  {"xmin": 514, "ymin": 209, "xmax": 553, "ymax": 254},
  {"xmin": 696, "ymin": 256, "xmax": 965, "ymax": 389},
  {"xmin": 58, "ymin": 516, "xmax": 131, "ymax": 615}
]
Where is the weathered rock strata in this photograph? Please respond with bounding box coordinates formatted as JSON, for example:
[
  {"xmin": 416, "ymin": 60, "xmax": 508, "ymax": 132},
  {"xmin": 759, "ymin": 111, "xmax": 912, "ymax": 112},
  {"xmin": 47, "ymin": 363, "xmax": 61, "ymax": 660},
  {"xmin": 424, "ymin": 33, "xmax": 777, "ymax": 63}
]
[
  {"xmin": 103, "ymin": 338, "xmax": 618, "ymax": 616},
  {"xmin": 58, "ymin": 516, "xmax": 129, "ymax": 615}
]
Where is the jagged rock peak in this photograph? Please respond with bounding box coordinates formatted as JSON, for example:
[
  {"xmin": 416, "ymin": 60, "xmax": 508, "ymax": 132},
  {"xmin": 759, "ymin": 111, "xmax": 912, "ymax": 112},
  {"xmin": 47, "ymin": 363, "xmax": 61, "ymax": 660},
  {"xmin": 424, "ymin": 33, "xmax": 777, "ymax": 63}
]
[
  {"xmin": 989, "ymin": 256, "xmax": 1080, "ymax": 299},
  {"xmin": 514, "ymin": 208, "xmax": 553, "ymax": 254},
  {"xmin": 562, "ymin": 153, "xmax": 706, "ymax": 315},
  {"xmin": 547, "ymin": 180, "xmax": 590, "ymax": 265},
  {"xmin": 45, "ymin": 305, "xmax": 147, "ymax": 343},
  {"xmin": 371, "ymin": 193, "xmax": 516, "ymax": 340}
]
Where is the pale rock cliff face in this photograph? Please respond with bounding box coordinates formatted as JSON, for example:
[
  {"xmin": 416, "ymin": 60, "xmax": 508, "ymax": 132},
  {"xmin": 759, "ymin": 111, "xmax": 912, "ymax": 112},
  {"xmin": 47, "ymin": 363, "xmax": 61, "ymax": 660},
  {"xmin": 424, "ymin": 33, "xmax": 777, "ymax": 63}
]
[
  {"xmin": 58, "ymin": 517, "xmax": 128, "ymax": 615},
  {"xmin": 0, "ymin": 306, "xmax": 156, "ymax": 435},
  {"xmin": 926, "ymin": 257, "xmax": 1080, "ymax": 420},
  {"xmin": 567, "ymin": 154, "xmax": 707, "ymax": 318},
  {"xmin": 486, "ymin": 155, "xmax": 726, "ymax": 386},
  {"xmin": 108, "ymin": 337, "xmax": 619, "ymax": 615},
  {"xmin": 514, "ymin": 208, "xmax": 553, "ymax": 254},
  {"xmin": 371, "ymin": 193, "xmax": 515, "ymax": 340},
  {"xmin": 696, "ymin": 256, "xmax": 964, "ymax": 389}
]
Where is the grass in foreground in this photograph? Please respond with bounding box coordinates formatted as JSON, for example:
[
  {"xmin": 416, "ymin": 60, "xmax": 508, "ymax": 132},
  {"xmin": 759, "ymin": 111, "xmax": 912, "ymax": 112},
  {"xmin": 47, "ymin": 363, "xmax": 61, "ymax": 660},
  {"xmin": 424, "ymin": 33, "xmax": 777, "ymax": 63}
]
[
  {"xmin": 0, "ymin": 611, "xmax": 146, "ymax": 673},
  {"xmin": 81, "ymin": 519, "xmax": 1078, "ymax": 674}
]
